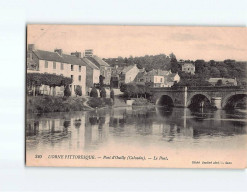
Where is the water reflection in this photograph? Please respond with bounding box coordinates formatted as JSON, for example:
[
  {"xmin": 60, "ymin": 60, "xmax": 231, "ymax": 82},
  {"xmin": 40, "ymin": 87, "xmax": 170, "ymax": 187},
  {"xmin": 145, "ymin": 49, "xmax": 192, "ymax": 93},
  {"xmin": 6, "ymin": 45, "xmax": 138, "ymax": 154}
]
[{"xmin": 26, "ymin": 107, "xmax": 247, "ymax": 152}]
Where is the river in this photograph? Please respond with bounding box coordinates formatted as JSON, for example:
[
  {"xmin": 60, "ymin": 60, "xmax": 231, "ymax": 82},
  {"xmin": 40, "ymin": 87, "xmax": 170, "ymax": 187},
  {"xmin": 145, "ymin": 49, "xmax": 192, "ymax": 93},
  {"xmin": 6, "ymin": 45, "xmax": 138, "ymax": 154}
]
[{"xmin": 26, "ymin": 106, "xmax": 247, "ymax": 155}]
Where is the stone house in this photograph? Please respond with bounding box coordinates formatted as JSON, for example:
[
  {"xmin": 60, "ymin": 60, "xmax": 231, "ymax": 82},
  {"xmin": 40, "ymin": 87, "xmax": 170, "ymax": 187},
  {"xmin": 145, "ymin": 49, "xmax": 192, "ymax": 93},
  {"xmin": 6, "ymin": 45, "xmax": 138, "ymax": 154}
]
[{"xmin": 27, "ymin": 44, "xmax": 87, "ymax": 96}]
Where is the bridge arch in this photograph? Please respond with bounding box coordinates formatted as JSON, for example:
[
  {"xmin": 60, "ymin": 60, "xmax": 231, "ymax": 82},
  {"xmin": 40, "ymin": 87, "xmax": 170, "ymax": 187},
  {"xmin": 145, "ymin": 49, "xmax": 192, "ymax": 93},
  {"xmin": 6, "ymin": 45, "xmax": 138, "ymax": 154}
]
[
  {"xmin": 222, "ymin": 92, "xmax": 247, "ymax": 109},
  {"xmin": 156, "ymin": 95, "xmax": 174, "ymax": 107},
  {"xmin": 187, "ymin": 93, "xmax": 211, "ymax": 108}
]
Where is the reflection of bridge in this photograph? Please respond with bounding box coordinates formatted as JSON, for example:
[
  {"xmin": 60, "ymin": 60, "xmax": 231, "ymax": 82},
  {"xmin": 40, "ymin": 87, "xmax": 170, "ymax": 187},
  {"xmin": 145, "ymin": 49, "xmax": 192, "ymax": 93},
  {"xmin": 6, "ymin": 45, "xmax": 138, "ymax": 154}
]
[{"xmin": 151, "ymin": 86, "xmax": 247, "ymax": 109}]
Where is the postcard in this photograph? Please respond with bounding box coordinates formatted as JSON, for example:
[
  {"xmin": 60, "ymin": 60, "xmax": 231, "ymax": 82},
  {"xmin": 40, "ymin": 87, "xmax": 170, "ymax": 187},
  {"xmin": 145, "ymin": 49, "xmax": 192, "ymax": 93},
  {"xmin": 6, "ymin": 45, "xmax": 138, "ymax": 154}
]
[{"xmin": 26, "ymin": 25, "xmax": 247, "ymax": 168}]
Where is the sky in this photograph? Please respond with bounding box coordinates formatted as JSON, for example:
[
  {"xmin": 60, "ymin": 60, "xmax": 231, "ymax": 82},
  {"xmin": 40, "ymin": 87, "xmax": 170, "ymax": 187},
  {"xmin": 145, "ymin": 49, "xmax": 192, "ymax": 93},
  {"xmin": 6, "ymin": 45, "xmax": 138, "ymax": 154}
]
[{"xmin": 27, "ymin": 25, "xmax": 247, "ymax": 61}]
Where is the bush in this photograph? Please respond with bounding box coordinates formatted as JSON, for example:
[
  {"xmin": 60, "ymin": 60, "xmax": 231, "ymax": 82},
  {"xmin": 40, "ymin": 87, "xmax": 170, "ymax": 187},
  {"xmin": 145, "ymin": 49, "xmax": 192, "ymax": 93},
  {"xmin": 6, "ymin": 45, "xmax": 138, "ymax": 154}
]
[
  {"xmin": 26, "ymin": 96, "xmax": 87, "ymax": 113},
  {"xmin": 75, "ymin": 85, "xmax": 82, "ymax": 96},
  {"xmin": 87, "ymin": 97, "xmax": 113, "ymax": 108},
  {"xmin": 100, "ymin": 88, "xmax": 106, "ymax": 98},
  {"xmin": 110, "ymin": 89, "xmax": 115, "ymax": 100},
  {"xmin": 132, "ymin": 98, "xmax": 149, "ymax": 106},
  {"xmin": 87, "ymin": 97, "xmax": 103, "ymax": 108},
  {"xmin": 90, "ymin": 87, "xmax": 98, "ymax": 97},
  {"xmin": 64, "ymin": 85, "xmax": 71, "ymax": 97}
]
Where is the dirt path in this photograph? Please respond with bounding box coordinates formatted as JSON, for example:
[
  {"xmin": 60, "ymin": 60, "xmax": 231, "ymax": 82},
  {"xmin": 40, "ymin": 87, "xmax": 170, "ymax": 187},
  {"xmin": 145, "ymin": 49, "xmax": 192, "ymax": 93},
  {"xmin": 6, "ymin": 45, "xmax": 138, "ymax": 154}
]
[{"xmin": 83, "ymin": 96, "xmax": 94, "ymax": 110}]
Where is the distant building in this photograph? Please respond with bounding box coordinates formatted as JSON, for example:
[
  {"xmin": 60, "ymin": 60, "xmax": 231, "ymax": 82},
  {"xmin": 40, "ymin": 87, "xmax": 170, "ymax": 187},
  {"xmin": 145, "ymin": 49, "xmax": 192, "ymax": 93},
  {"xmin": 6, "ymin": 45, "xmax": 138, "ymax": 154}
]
[
  {"xmin": 134, "ymin": 71, "xmax": 146, "ymax": 84},
  {"xmin": 143, "ymin": 69, "xmax": 172, "ymax": 87},
  {"xmin": 27, "ymin": 44, "xmax": 87, "ymax": 96},
  {"xmin": 164, "ymin": 73, "xmax": 180, "ymax": 87},
  {"xmin": 86, "ymin": 55, "xmax": 112, "ymax": 85},
  {"xmin": 118, "ymin": 64, "xmax": 140, "ymax": 84},
  {"xmin": 208, "ymin": 78, "xmax": 237, "ymax": 86},
  {"xmin": 81, "ymin": 58, "xmax": 100, "ymax": 92},
  {"xmin": 182, "ymin": 63, "xmax": 195, "ymax": 74}
]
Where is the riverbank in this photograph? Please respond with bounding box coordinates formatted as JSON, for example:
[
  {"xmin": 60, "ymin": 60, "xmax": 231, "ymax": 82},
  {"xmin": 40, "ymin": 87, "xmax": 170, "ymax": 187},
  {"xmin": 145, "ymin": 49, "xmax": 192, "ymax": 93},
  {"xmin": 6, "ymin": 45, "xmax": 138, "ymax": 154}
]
[
  {"xmin": 26, "ymin": 96, "xmax": 90, "ymax": 113},
  {"xmin": 26, "ymin": 95, "xmax": 155, "ymax": 114}
]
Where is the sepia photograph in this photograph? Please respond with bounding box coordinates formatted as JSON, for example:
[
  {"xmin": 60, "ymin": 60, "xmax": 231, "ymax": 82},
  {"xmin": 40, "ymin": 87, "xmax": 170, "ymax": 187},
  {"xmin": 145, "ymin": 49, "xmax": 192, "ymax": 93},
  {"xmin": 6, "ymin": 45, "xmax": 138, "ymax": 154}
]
[{"xmin": 25, "ymin": 25, "xmax": 247, "ymax": 168}]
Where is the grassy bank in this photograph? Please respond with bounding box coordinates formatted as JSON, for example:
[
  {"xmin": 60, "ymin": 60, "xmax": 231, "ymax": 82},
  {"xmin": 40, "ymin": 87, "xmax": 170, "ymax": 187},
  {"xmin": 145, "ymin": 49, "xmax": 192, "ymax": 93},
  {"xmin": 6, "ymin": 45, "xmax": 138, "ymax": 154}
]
[
  {"xmin": 132, "ymin": 98, "xmax": 154, "ymax": 106},
  {"xmin": 26, "ymin": 96, "xmax": 88, "ymax": 113},
  {"xmin": 87, "ymin": 97, "xmax": 113, "ymax": 108}
]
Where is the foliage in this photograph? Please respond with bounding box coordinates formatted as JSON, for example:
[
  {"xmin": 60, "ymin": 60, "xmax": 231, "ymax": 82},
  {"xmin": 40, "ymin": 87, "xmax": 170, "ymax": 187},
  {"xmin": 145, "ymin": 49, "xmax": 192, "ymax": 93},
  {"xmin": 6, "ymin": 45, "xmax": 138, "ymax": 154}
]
[
  {"xmin": 105, "ymin": 54, "xmax": 171, "ymax": 72},
  {"xmin": 75, "ymin": 85, "xmax": 82, "ymax": 97},
  {"xmin": 90, "ymin": 87, "xmax": 98, "ymax": 97},
  {"xmin": 99, "ymin": 75, "xmax": 105, "ymax": 88},
  {"xmin": 26, "ymin": 96, "xmax": 87, "ymax": 113},
  {"xmin": 110, "ymin": 89, "xmax": 115, "ymax": 100},
  {"xmin": 170, "ymin": 53, "xmax": 179, "ymax": 73},
  {"xmin": 132, "ymin": 98, "xmax": 149, "ymax": 106},
  {"xmin": 87, "ymin": 97, "xmax": 113, "ymax": 108},
  {"xmin": 64, "ymin": 85, "xmax": 71, "ymax": 97},
  {"xmin": 27, "ymin": 73, "xmax": 72, "ymax": 88},
  {"xmin": 176, "ymin": 72, "xmax": 212, "ymax": 87},
  {"xmin": 100, "ymin": 87, "xmax": 106, "ymax": 98},
  {"xmin": 105, "ymin": 54, "xmax": 247, "ymax": 86},
  {"xmin": 216, "ymin": 79, "xmax": 223, "ymax": 86},
  {"xmin": 121, "ymin": 83, "xmax": 151, "ymax": 99}
]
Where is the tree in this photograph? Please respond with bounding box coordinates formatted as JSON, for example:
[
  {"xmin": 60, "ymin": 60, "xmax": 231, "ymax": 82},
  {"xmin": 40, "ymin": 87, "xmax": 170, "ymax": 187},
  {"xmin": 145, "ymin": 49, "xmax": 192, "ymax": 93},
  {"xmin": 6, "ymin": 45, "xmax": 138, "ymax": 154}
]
[
  {"xmin": 100, "ymin": 88, "xmax": 106, "ymax": 98},
  {"xmin": 99, "ymin": 75, "xmax": 105, "ymax": 89},
  {"xmin": 195, "ymin": 60, "xmax": 206, "ymax": 74},
  {"xmin": 218, "ymin": 66, "xmax": 229, "ymax": 78},
  {"xmin": 110, "ymin": 89, "xmax": 115, "ymax": 101},
  {"xmin": 170, "ymin": 53, "xmax": 179, "ymax": 73},
  {"xmin": 210, "ymin": 67, "xmax": 221, "ymax": 77},
  {"xmin": 64, "ymin": 85, "xmax": 71, "ymax": 97},
  {"xmin": 75, "ymin": 85, "xmax": 82, "ymax": 97},
  {"xmin": 120, "ymin": 83, "xmax": 127, "ymax": 92},
  {"xmin": 216, "ymin": 79, "xmax": 223, "ymax": 86},
  {"xmin": 136, "ymin": 62, "xmax": 143, "ymax": 69},
  {"xmin": 90, "ymin": 87, "xmax": 98, "ymax": 97},
  {"xmin": 26, "ymin": 73, "xmax": 72, "ymax": 96}
]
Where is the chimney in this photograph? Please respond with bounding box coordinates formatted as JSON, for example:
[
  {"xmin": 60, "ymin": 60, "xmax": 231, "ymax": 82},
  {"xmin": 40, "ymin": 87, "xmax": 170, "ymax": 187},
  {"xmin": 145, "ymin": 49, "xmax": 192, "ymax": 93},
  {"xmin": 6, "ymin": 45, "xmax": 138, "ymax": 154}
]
[
  {"xmin": 54, "ymin": 49, "xmax": 63, "ymax": 56},
  {"xmin": 28, "ymin": 44, "xmax": 35, "ymax": 51},
  {"xmin": 84, "ymin": 49, "xmax": 93, "ymax": 57},
  {"xmin": 71, "ymin": 51, "xmax": 82, "ymax": 58}
]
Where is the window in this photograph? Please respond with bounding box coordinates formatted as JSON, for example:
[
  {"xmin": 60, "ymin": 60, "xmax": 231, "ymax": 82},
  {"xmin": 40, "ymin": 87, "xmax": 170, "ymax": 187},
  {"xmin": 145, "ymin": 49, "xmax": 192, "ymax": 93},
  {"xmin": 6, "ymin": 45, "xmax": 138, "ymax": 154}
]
[
  {"xmin": 71, "ymin": 65, "xmax": 74, "ymax": 71},
  {"xmin": 45, "ymin": 61, "xmax": 48, "ymax": 68},
  {"xmin": 79, "ymin": 66, "xmax": 81, "ymax": 72},
  {"xmin": 160, "ymin": 78, "xmax": 163, "ymax": 82},
  {"xmin": 78, "ymin": 75, "xmax": 81, "ymax": 81},
  {"xmin": 61, "ymin": 63, "xmax": 64, "ymax": 70},
  {"xmin": 53, "ymin": 62, "xmax": 56, "ymax": 69},
  {"xmin": 71, "ymin": 75, "xmax": 74, "ymax": 81}
]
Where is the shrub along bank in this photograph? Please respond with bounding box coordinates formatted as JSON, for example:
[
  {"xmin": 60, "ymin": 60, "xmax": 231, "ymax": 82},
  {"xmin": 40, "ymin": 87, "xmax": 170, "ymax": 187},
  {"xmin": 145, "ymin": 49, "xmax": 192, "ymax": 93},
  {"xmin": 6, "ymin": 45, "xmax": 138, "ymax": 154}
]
[
  {"xmin": 27, "ymin": 96, "xmax": 88, "ymax": 113},
  {"xmin": 87, "ymin": 97, "xmax": 113, "ymax": 108}
]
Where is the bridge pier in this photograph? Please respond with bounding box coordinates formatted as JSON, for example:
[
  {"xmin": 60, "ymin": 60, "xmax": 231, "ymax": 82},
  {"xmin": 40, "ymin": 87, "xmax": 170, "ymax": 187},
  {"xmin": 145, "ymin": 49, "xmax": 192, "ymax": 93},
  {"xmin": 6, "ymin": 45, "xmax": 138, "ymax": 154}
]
[{"xmin": 211, "ymin": 97, "xmax": 222, "ymax": 109}]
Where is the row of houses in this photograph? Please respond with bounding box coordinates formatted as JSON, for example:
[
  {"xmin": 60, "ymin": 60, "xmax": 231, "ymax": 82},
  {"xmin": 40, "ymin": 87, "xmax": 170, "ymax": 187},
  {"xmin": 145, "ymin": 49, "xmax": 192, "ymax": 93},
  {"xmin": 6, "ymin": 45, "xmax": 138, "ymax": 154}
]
[
  {"xmin": 27, "ymin": 44, "xmax": 237, "ymax": 97},
  {"xmin": 27, "ymin": 44, "xmax": 111, "ymax": 96},
  {"xmin": 27, "ymin": 44, "xmax": 182, "ymax": 97},
  {"xmin": 111, "ymin": 64, "xmax": 180, "ymax": 88}
]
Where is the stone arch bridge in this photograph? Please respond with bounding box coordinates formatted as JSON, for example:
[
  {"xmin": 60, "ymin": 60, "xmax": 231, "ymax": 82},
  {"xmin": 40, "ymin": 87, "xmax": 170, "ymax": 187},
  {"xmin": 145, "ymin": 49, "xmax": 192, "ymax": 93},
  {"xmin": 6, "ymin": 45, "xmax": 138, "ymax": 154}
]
[{"xmin": 151, "ymin": 86, "xmax": 247, "ymax": 109}]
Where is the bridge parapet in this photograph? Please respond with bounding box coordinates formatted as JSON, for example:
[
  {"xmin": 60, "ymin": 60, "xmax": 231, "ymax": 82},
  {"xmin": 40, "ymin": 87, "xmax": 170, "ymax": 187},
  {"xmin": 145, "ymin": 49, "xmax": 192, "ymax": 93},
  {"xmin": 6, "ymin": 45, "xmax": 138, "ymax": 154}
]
[{"xmin": 151, "ymin": 86, "xmax": 247, "ymax": 109}]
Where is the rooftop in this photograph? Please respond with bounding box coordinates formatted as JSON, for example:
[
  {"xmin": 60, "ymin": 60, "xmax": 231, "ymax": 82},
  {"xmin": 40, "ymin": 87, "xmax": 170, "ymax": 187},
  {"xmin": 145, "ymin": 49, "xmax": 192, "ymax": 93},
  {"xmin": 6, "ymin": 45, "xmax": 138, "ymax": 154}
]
[
  {"xmin": 146, "ymin": 69, "xmax": 171, "ymax": 76},
  {"xmin": 81, "ymin": 58, "xmax": 99, "ymax": 70},
  {"xmin": 86, "ymin": 55, "xmax": 110, "ymax": 68},
  {"xmin": 119, "ymin": 64, "xmax": 137, "ymax": 74},
  {"xmin": 32, "ymin": 50, "xmax": 86, "ymax": 66}
]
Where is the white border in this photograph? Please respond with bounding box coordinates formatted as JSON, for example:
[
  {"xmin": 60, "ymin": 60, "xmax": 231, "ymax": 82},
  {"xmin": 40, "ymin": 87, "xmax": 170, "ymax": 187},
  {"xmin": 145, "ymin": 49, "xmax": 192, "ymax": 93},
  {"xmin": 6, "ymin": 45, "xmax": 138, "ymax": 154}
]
[{"xmin": 0, "ymin": 0, "xmax": 247, "ymax": 192}]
